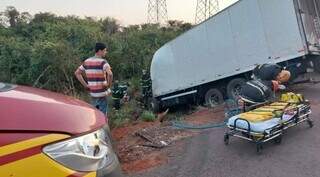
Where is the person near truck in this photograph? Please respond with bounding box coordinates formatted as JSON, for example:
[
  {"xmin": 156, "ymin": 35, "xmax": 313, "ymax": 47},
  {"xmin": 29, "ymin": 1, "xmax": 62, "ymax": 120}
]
[
  {"xmin": 239, "ymin": 63, "xmax": 291, "ymax": 105},
  {"xmin": 252, "ymin": 63, "xmax": 291, "ymax": 83},
  {"xmin": 140, "ymin": 69, "xmax": 152, "ymax": 108},
  {"xmin": 111, "ymin": 80, "xmax": 129, "ymax": 110},
  {"xmin": 75, "ymin": 42, "xmax": 113, "ymax": 115}
]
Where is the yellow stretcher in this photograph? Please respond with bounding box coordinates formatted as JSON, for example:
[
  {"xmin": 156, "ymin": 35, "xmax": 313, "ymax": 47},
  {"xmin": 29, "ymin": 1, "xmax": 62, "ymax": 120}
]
[
  {"xmin": 237, "ymin": 102, "xmax": 290, "ymax": 122},
  {"xmin": 224, "ymin": 94, "xmax": 313, "ymax": 154}
]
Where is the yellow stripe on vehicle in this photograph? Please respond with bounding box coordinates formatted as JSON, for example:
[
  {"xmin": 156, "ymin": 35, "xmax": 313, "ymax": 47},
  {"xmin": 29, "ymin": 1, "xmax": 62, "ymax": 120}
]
[
  {"xmin": 0, "ymin": 134, "xmax": 70, "ymax": 157},
  {"xmin": 83, "ymin": 172, "xmax": 97, "ymax": 177},
  {"xmin": 0, "ymin": 153, "xmax": 77, "ymax": 177}
]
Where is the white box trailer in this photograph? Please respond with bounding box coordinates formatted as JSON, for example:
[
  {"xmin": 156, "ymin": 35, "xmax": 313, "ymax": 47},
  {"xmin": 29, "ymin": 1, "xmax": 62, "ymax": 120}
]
[{"xmin": 150, "ymin": 0, "xmax": 320, "ymax": 111}]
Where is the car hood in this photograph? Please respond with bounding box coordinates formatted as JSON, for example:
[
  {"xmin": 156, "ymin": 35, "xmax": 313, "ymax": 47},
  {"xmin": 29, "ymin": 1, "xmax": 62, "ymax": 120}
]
[{"xmin": 0, "ymin": 85, "xmax": 106, "ymax": 135}]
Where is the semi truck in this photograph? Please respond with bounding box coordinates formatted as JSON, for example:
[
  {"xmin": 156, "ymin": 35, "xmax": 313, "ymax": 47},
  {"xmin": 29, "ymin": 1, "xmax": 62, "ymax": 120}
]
[{"xmin": 150, "ymin": 0, "xmax": 320, "ymax": 112}]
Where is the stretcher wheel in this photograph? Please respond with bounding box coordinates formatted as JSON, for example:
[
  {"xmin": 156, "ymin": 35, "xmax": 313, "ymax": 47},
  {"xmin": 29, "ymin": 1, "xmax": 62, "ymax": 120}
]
[
  {"xmin": 241, "ymin": 132, "xmax": 250, "ymax": 138},
  {"xmin": 274, "ymin": 135, "xmax": 282, "ymax": 144},
  {"xmin": 224, "ymin": 134, "xmax": 229, "ymax": 145},
  {"xmin": 256, "ymin": 143, "xmax": 263, "ymax": 154},
  {"xmin": 307, "ymin": 120, "xmax": 314, "ymax": 128}
]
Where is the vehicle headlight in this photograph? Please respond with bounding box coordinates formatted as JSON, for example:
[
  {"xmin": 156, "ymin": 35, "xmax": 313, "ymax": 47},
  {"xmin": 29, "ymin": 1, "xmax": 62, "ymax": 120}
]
[{"xmin": 43, "ymin": 128, "xmax": 116, "ymax": 172}]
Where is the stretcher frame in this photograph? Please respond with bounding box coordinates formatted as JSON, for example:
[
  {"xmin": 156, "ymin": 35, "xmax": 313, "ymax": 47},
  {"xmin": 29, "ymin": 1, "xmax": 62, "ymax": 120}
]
[{"xmin": 224, "ymin": 101, "xmax": 314, "ymax": 153}]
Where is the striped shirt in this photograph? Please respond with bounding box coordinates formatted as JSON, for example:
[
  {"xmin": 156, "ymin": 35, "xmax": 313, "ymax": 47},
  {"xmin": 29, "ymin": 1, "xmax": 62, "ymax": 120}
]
[{"xmin": 79, "ymin": 56, "xmax": 111, "ymax": 98}]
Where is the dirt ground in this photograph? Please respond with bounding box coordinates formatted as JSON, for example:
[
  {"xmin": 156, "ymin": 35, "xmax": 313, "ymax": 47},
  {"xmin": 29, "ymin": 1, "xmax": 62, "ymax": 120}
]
[{"xmin": 111, "ymin": 106, "xmax": 226, "ymax": 174}]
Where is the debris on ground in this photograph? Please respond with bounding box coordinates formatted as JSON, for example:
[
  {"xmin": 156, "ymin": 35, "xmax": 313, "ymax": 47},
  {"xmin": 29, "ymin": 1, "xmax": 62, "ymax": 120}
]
[
  {"xmin": 135, "ymin": 125, "xmax": 188, "ymax": 148},
  {"xmin": 112, "ymin": 106, "xmax": 226, "ymax": 174},
  {"xmin": 158, "ymin": 108, "xmax": 169, "ymax": 122},
  {"xmin": 113, "ymin": 121, "xmax": 193, "ymax": 173}
]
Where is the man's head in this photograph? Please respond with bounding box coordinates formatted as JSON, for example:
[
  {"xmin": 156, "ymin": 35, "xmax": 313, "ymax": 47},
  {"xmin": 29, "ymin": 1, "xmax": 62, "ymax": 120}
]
[
  {"xmin": 95, "ymin": 42, "xmax": 107, "ymax": 57},
  {"xmin": 276, "ymin": 70, "xmax": 291, "ymax": 83}
]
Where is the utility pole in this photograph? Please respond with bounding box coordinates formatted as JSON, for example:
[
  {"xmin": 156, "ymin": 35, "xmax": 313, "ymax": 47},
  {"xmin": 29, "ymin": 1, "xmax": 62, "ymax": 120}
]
[
  {"xmin": 195, "ymin": 0, "xmax": 219, "ymax": 24},
  {"xmin": 148, "ymin": 0, "xmax": 168, "ymax": 24}
]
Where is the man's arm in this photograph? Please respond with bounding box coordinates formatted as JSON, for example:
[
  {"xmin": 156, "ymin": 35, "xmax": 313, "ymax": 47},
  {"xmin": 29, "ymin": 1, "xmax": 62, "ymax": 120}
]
[
  {"xmin": 75, "ymin": 68, "xmax": 89, "ymax": 90},
  {"xmin": 106, "ymin": 67, "xmax": 113, "ymax": 88}
]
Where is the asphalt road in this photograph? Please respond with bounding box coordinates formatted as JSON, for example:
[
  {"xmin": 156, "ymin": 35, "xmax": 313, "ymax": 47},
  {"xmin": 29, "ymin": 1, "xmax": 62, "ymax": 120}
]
[{"xmin": 131, "ymin": 83, "xmax": 320, "ymax": 177}]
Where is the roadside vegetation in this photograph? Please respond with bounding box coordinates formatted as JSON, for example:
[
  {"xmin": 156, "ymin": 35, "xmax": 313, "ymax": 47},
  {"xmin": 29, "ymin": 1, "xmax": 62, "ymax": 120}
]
[{"xmin": 0, "ymin": 6, "xmax": 193, "ymax": 126}]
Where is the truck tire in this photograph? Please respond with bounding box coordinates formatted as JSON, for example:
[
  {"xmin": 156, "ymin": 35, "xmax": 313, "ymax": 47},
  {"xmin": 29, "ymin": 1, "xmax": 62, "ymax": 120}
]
[
  {"xmin": 227, "ymin": 78, "xmax": 246, "ymax": 100},
  {"xmin": 151, "ymin": 98, "xmax": 161, "ymax": 113},
  {"xmin": 204, "ymin": 88, "xmax": 224, "ymax": 107},
  {"xmin": 313, "ymin": 58, "xmax": 320, "ymax": 73}
]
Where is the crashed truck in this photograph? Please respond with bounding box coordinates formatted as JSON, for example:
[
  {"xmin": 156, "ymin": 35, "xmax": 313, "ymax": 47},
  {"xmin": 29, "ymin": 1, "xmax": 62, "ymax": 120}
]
[{"xmin": 150, "ymin": 0, "xmax": 320, "ymax": 112}]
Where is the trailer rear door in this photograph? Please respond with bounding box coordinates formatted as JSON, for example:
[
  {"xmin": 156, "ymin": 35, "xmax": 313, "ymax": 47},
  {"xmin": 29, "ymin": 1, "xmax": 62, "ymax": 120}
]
[{"xmin": 297, "ymin": 0, "xmax": 320, "ymax": 53}]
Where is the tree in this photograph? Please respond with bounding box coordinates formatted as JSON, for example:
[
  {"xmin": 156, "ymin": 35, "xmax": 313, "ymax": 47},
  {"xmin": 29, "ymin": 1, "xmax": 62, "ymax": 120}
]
[
  {"xmin": 3, "ymin": 6, "xmax": 20, "ymax": 27},
  {"xmin": 100, "ymin": 17, "xmax": 120, "ymax": 36},
  {"xmin": 0, "ymin": 7, "xmax": 31, "ymax": 30},
  {"xmin": 32, "ymin": 12, "xmax": 56, "ymax": 23},
  {"xmin": 167, "ymin": 20, "xmax": 193, "ymax": 32},
  {"xmin": 17, "ymin": 12, "xmax": 32, "ymax": 24}
]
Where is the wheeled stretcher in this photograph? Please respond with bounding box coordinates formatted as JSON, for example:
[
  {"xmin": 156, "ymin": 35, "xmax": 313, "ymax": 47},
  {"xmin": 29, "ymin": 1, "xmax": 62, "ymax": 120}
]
[{"xmin": 224, "ymin": 100, "xmax": 313, "ymax": 153}]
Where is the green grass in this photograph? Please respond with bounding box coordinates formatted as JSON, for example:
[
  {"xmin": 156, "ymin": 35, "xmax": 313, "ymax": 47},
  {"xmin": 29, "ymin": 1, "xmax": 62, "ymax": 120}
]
[
  {"xmin": 108, "ymin": 99, "xmax": 143, "ymax": 128},
  {"xmin": 141, "ymin": 111, "xmax": 156, "ymax": 122}
]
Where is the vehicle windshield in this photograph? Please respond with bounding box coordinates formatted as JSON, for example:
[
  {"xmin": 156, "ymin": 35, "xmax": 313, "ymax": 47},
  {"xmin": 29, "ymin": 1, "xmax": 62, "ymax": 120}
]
[{"xmin": 0, "ymin": 83, "xmax": 16, "ymax": 92}]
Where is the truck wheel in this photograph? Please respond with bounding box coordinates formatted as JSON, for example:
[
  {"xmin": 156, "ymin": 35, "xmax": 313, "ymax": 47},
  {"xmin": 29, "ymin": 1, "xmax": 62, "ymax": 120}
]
[
  {"xmin": 204, "ymin": 88, "xmax": 224, "ymax": 107},
  {"xmin": 151, "ymin": 98, "xmax": 160, "ymax": 113},
  {"xmin": 227, "ymin": 78, "xmax": 246, "ymax": 100},
  {"xmin": 313, "ymin": 58, "xmax": 320, "ymax": 73}
]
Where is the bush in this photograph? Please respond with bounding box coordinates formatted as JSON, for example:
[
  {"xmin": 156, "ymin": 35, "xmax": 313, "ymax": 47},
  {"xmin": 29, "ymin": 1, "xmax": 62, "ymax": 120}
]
[
  {"xmin": 141, "ymin": 111, "xmax": 156, "ymax": 122},
  {"xmin": 129, "ymin": 76, "xmax": 141, "ymax": 93},
  {"xmin": 108, "ymin": 99, "xmax": 142, "ymax": 127},
  {"xmin": 108, "ymin": 108, "xmax": 130, "ymax": 128}
]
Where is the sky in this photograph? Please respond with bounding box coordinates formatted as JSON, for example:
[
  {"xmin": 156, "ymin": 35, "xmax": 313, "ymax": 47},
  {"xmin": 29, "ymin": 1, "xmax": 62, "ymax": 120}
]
[{"xmin": 0, "ymin": 0, "xmax": 238, "ymax": 25}]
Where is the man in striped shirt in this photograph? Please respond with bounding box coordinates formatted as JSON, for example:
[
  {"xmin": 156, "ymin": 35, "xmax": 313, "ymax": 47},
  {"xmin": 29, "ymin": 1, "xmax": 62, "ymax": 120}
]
[{"xmin": 75, "ymin": 43, "xmax": 113, "ymax": 115}]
